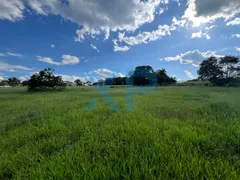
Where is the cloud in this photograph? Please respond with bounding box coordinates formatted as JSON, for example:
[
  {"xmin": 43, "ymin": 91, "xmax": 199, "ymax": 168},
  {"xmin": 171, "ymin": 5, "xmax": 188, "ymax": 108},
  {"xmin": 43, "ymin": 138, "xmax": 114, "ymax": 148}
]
[
  {"xmin": 158, "ymin": 8, "xmax": 165, "ymax": 15},
  {"xmin": 164, "ymin": 50, "xmax": 222, "ymax": 67},
  {"xmin": 86, "ymin": 68, "xmax": 124, "ymax": 79},
  {"xmin": 51, "ymin": 44, "xmax": 55, "ymax": 48},
  {"xmin": 235, "ymin": 47, "xmax": 240, "ymax": 52},
  {"xmin": 61, "ymin": 55, "xmax": 80, "ymax": 65},
  {"xmin": 191, "ymin": 31, "xmax": 203, "ymax": 38},
  {"xmin": 183, "ymin": 0, "xmax": 240, "ymax": 27},
  {"xmin": 0, "ymin": 0, "xmax": 166, "ymax": 42},
  {"xmin": 6, "ymin": 52, "xmax": 23, "ymax": 58},
  {"xmin": 117, "ymin": 24, "xmax": 176, "ymax": 46},
  {"xmin": 0, "ymin": 61, "xmax": 32, "ymax": 72},
  {"xmin": 205, "ymin": 34, "xmax": 211, "ymax": 40},
  {"xmin": 55, "ymin": 69, "xmax": 124, "ymax": 83},
  {"xmin": 56, "ymin": 74, "xmax": 91, "ymax": 83},
  {"xmin": 232, "ymin": 34, "xmax": 240, "ymax": 38},
  {"xmin": 226, "ymin": 17, "xmax": 240, "ymax": 26},
  {"xmin": 113, "ymin": 39, "xmax": 130, "ymax": 52},
  {"xmin": 90, "ymin": 44, "xmax": 100, "ymax": 52},
  {"xmin": 191, "ymin": 29, "xmax": 211, "ymax": 40},
  {"xmin": 18, "ymin": 75, "xmax": 30, "ymax": 82},
  {"xmin": 184, "ymin": 70, "xmax": 195, "ymax": 79},
  {"xmin": 0, "ymin": 0, "xmax": 24, "ymax": 21},
  {"xmin": 37, "ymin": 56, "xmax": 61, "ymax": 65},
  {"xmin": 37, "ymin": 55, "xmax": 80, "ymax": 65},
  {"xmin": 0, "ymin": 52, "xmax": 23, "ymax": 58},
  {"xmin": 205, "ymin": 25, "xmax": 217, "ymax": 30}
]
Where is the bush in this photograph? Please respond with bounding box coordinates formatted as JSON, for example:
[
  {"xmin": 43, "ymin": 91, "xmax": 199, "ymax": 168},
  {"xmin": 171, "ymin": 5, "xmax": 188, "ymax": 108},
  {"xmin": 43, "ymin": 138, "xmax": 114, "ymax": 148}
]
[{"xmin": 28, "ymin": 68, "xmax": 66, "ymax": 91}]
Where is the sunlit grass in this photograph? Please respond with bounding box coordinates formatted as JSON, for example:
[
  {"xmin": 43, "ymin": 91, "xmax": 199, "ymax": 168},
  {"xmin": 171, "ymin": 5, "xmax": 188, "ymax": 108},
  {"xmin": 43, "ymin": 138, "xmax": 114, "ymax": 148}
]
[{"xmin": 0, "ymin": 86, "xmax": 240, "ymax": 179}]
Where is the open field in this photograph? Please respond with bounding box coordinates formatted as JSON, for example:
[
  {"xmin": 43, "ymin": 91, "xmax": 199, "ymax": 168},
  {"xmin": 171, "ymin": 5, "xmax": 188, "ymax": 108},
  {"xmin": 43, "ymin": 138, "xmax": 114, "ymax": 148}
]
[{"xmin": 0, "ymin": 86, "xmax": 240, "ymax": 179}]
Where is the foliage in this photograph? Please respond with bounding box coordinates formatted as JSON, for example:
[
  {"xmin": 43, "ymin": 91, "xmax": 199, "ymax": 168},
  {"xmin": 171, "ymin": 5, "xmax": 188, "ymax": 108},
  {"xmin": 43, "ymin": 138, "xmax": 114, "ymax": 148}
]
[
  {"xmin": 198, "ymin": 56, "xmax": 240, "ymax": 86},
  {"xmin": 85, "ymin": 81, "xmax": 92, "ymax": 86},
  {"xmin": 132, "ymin": 65, "xmax": 156, "ymax": 86},
  {"xmin": 7, "ymin": 77, "xmax": 21, "ymax": 86},
  {"xmin": 155, "ymin": 69, "xmax": 177, "ymax": 85},
  {"xmin": 104, "ymin": 66, "xmax": 176, "ymax": 86},
  {"xmin": 0, "ymin": 80, "xmax": 9, "ymax": 86},
  {"xmin": 21, "ymin": 80, "xmax": 30, "ymax": 86},
  {"xmin": 0, "ymin": 87, "xmax": 239, "ymax": 179},
  {"xmin": 28, "ymin": 68, "xmax": 66, "ymax": 90},
  {"xmin": 74, "ymin": 79, "xmax": 83, "ymax": 86},
  {"xmin": 219, "ymin": 56, "xmax": 240, "ymax": 85}
]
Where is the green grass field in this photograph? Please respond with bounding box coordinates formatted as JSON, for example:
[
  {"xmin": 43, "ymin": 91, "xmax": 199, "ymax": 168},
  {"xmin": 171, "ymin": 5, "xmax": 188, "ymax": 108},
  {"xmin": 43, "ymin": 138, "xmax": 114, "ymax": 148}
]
[{"xmin": 0, "ymin": 86, "xmax": 240, "ymax": 179}]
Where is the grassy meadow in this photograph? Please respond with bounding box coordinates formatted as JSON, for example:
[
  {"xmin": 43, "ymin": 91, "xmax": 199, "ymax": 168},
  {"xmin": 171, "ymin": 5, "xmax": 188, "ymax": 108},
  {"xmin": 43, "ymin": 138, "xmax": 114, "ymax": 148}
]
[{"xmin": 0, "ymin": 86, "xmax": 240, "ymax": 179}]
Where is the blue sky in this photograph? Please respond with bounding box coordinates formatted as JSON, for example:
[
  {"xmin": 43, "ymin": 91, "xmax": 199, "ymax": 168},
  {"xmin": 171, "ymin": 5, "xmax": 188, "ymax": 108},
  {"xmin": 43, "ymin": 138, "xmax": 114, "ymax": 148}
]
[{"xmin": 0, "ymin": 0, "xmax": 240, "ymax": 82}]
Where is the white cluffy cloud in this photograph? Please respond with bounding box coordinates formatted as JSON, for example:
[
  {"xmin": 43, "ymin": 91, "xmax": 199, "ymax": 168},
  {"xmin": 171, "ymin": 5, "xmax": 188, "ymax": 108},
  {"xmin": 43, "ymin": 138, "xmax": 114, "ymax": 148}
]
[
  {"xmin": 86, "ymin": 68, "xmax": 124, "ymax": 79},
  {"xmin": 191, "ymin": 31, "xmax": 211, "ymax": 39},
  {"xmin": 90, "ymin": 44, "xmax": 100, "ymax": 52},
  {"xmin": 232, "ymin": 34, "xmax": 240, "ymax": 38},
  {"xmin": 183, "ymin": 0, "xmax": 240, "ymax": 27},
  {"xmin": 191, "ymin": 25, "xmax": 216, "ymax": 39},
  {"xmin": 37, "ymin": 55, "xmax": 80, "ymax": 65},
  {"xmin": 117, "ymin": 24, "xmax": 176, "ymax": 46},
  {"xmin": 235, "ymin": 47, "xmax": 240, "ymax": 52},
  {"xmin": 0, "ymin": 0, "xmax": 168, "ymax": 42},
  {"xmin": 113, "ymin": 39, "xmax": 130, "ymax": 52},
  {"xmin": 226, "ymin": 18, "xmax": 240, "ymax": 26},
  {"xmin": 0, "ymin": 0, "xmax": 24, "ymax": 21},
  {"xmin": 184, "ymin": 70, "xmax": 195, "ymax": 79},
  {"xmin": 0, "ymin": 61, "xmax": 32, "ymax": 72},
  {"xmin": 164, "ymin": 50, "xmax": 222, "ymax": 67},
  {"xmin": 56, "ymin": 74, "xmax": 91, "ymax": 83}
]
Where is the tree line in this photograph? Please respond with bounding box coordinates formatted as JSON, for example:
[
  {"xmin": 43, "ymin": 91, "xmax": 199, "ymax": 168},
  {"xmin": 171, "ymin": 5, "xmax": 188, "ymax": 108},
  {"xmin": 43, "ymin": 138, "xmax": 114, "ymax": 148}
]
[
  {"xmin": 103, "ymin": 66, "xmax": 176, "ymax": 86},
  {"xmin": 0, "ymin": 55, "xmax": 239, "ymax": 90}
]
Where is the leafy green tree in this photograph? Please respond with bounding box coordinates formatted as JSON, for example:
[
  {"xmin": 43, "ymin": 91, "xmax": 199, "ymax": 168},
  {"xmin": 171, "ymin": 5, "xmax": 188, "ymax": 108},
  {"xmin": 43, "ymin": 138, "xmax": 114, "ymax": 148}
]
[
  {"xmin": 28, "ymin": 68, "xmax": 66, "ymax": 90},
  {"xmin": 198, "ymin": 57, "xmax": 224, "ymax": 86},
  {"xmin": 22, "ymin": 80, "xmax": 30, "ymax": 86},
  {"xmin": 198, "ymin": 56, "xmax": 240, "ymax": 86},
  {"xmin": 7, "ymin": 77, "xmax": 21, "ymax": 86},
  {"xmin": 74, "ymin": 79, "xmax": 83, "ymax": 86},
  {"xmin": 0, "ymin": 80, "xmax": 9, "ymax": 86},
  {"xmin": 155, "ymin": 69, "xmax": 176, "ymax": 85},
  {"xmin": 219, "ymin": 56, "xmax": 240, "ymax": 85},
  {"xmin": 85, "ymin": 81, "xmax": 92, "ymax": 86},
  {"xmin": 132, "ymin": 66, "xmax": 156, "ymax": 86}
]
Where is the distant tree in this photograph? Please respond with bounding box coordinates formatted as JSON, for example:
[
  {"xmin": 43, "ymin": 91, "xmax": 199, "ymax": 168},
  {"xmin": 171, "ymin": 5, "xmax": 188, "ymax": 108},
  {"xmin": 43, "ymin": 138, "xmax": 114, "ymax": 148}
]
[
  {"xmin": 132, "ymin": 66, "xmax": 156, "ymax": 86},
  {"xmin": 28, "ymin": 68, "xmax": 66, "ymax": 90},
  {"xmin": 128, "ymin": 70, "xmax": 134, "ymax": 78},
  {"xmin": 65, "ymin": 81, "xmax": 74, "ymax": 86},
  {"xmin": 155, "ymin": 69, "xmax": 176, "ymax": 85},
  {"xmin": 219, "ymin": 56, "xmax": 240, "ymax": 86},
  {"xmin": 22, "ymin": 80, "xmax": 30, "ymax": 86},
  {"xmin": 198, "ymin": 57, "xmax": 224, "ymax": 86},
  {"xmin": 0, "ymin": 80, "xmax": 9, "ymax": 86},
  {"xmin": 7, "ymin": 77, "xmax": 21, "ymax": 86},
  {"xmin": 85, "ymin": 81, "xmax": 92, "ymax": 86},
  {"xmin": 92, "ymin": 82, "xmax": 98, "ymax": 86},
  {"xmin": 113, "ymin": 77, "xmax": 127, "ymax": 85},
  {"xmin": 105, "ymin": 78, "xmax": 114, "ymax": 85},
  {"xmin": 74, "ymin": 79, "xmax": 83, "ymax": 86}
]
